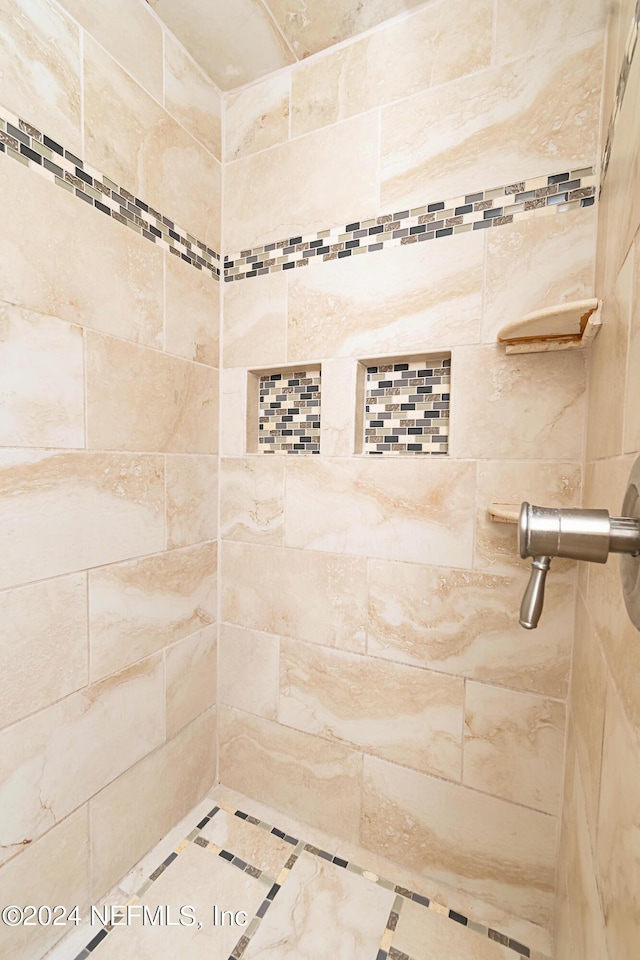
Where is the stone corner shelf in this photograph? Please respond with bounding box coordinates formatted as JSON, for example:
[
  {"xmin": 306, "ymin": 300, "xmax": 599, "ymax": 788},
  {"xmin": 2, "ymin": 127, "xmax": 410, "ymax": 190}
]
[
  {"xmin": 497, "ymin": 298, "xmax": 601, "ymax": 354},
  {"xmin": 488, "ymin": 502, "xmax": 520, "ymax": 524}
]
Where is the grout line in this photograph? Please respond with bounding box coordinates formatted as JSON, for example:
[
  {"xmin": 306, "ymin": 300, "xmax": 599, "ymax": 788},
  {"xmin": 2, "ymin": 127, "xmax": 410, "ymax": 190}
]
[
  {"xmin": 79, "ymin": 28, "xmax": 85, "ymax": 157},
  {"xmin": 258, "ymin": 0, "xmax": 298, "ymax": 61}
]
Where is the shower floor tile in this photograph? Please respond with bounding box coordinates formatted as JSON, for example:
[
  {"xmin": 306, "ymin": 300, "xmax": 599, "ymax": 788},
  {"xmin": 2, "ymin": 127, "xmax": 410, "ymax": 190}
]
[{"xmin": 47, "ymin": 788, "xmax": 553, "ymax": 960}]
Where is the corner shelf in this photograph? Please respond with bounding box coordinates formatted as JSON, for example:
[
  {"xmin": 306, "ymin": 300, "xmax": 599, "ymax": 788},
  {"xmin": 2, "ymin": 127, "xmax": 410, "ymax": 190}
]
[{"xmin": 497, "ymin": 299, "xmax": 601, "ymax": 355}]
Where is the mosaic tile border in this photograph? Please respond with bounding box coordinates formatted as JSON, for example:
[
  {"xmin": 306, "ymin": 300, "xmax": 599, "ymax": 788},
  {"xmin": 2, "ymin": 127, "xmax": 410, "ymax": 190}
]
[
  {"xmin": 259, "ymin": 367, "xmax": 321, "ymax": 454},
  {"xmin": 0, "ymin": 106, "xmax": 221, "ymax": 280},
  {"xmin": 69, "ymin": 799, "xmax": 550, "ymax": 960},
  {"xmin": 602, "ymin": 0, "xmax": 640, "ymax": 180},
  {"xmin": 224, "ymin": 167, "xmax": 597, "ymax": 283}
]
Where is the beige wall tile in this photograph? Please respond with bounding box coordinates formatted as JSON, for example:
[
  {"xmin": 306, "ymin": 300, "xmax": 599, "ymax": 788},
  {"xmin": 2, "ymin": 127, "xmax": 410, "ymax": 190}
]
[
  {"xmin": 483, "ymin": 207, "xmax": 597, "ymax": 342},
  {"xmin": 89, "ymin": 542, "xmax": 217, "ymax": 681},
  {"xmin": 219, "ymin": 624, "xmax": 279, "ymax": 719},
  {"xmin": 220, "ymin": 456, "xmax": 284, "ymax": 544},
  {"xmin": 463, "ymin": 682, "xmax": 565, "ymax": 815},
  {"xmin": 223, "ymin": 268, "xmax": 288, "ymax": 369},
  {"xmin": 219, "ymin": 706, "xmax": 362, "ymax": 842},
  {"xmin": 368, "ymin": 559, "xmax": 573, "ymax": 698},
  {"xmin": 361, "ymin": 754, "xmax": 557, "ymax": 925},
  {"xmin": 0, "ymin": 303, "xmax": 84, "ymax": 448},
  {"xmin": 0, "ymin": 807, "xmax": 90, "ymax": 960},
  {"xmin": 165, "ymin": 253, "xmax": 219, "ymax": 366},
  {"xmin": 0, "ymin": 0, "xmax": 81, "ymax": 152},
  {"xmin": 284, "ymin": 457, "xmax": 476, "ymax": 567},
  {"xmin": 0, "ymin": 450, "xmax": 164, "ymax": 591},
  {"xmin": 320, "ymin": 358, "xmax": 358, "ymax": 457},
  {"xmin": 597, "ymin": 683, "xmax": 640, "ymax": 960},
  {"xmin": 220, "ymin": 368, "xmax": 247, "ymax": 456},
  {"xmin": 221, "ymin": 541, "xmax": 367, "ymax": 653},
  {"xmin": 287, "ymin": 234, "xmax": 483, "ymax": 361},
  {"xmin": 150, "ymin": 0, "xmax": 295, "ymax": 90},
  {"xmin": 450, "ymin": 345, "xmax": 587, "ymax": 460},
  {"xmin": 164, "ymin": 32, "xmax": 222, "ymax": 160},
  {"xmin": 166, "ymin": 626, "xmax": 217, "ymax": 738},
  {"xmin": 0, "ymin": 655, "xmax": 163, "ymax": 867},
  {"xmin": 166, "ymin": 454, "xmax": 218, "ymax": 548},
  {"xmin": 57, "ymin": 0, "xmax": 163, "ymax": 100},
  {"xmin": 0, "ymin": 574, "xmax": 87, "ymax": 730},
  {"xmin": 279, "ymin": 638, "xmax": 464, "ymax": 780},
  {"xmin": 291, "ymin": 0, "xmax": 493, "ymax": 137},
  {"xmin": 86, "ymin": 333, "xmax": 218, "ymax": 454},
  {"xmin": 381, "ymin": 32, "xmax": 602, "ymax": 210},
  {"xmin": 83, "ymin": 36, "xmax": 221, "ymax": 250},
  {"xmin": 0, "ymin": 157, "xmax": 163, "ymax": 347},
  {"xmin": 90, "ymin": 708, "xmax": 217, "ymax": 899},
  {"xmin": 224, "ymin": 113, "xmax": 378, "ymax": 252},
  {"xmin": 495, "ymin": 0, "xmax": 605, "ymax": 62},
  {"xmin": 226, "ymin": 72, "xmax": 290, "ymax": 161},
  {"xmin": 624, "ymin": 236, "xmax": 640, "ymax": 452}
]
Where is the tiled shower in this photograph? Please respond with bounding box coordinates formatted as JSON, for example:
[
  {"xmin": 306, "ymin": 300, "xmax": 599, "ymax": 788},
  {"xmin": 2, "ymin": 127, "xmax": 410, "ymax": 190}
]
[{"xmin": 0, "ymin": 0, "xmax": 638, "ymax": 958}]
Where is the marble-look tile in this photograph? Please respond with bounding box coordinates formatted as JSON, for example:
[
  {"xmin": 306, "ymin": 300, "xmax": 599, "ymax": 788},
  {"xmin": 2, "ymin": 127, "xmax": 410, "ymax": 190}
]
[
  {"xmin": 0, "ymin": 303, "xmax": 84, "ymax": 448},
  {"xmin": 221, "ymin": 541, "xmax": 368, "ymax": 653},
  {"xmin": 381, "ymin": 32, "xmax": 602, "ymax": 209},
  {"xmin": 361, "ymin": 755, "xmax": 557, "ymax": 926},
  {"xmin": 570, "ymin": 595, "xmax": 607, "ymax": 838},
  {"xmin": 483, "ymin": 207, "xmax": 597, "ymax": 341},
  {"xmin": 166, "ymin": 455, "xmax": 218, "ymax": 548},
  {"xmin": 243, "ymin": 851, "xmax": 394, "ymax": 959},
  {"xmin": 86, "ymin": 333, "xmax": 218, "ymax": 454},
  {"xmin": 495, "ymin": 0, "xmax": 605, "ymax": 62},
  {"xmin": 200, "ymin": 807, "xmax": 293, "ymax": 876},
  {"xmin": 220, "ymin": 368, "xmax": 247, "ymax": 456},
  {"xmin": 226, "ymin": 72, "xmax": 290, "ymax": 161},
  {"xmin": 90, "ymin": 708, "xmax": 216, "ymax": 897},
  {"xmin": 83, "ymin": 36, "xmax": 221, "ymax": 250},
  {"xmin": 219, "ymin": 706, "xmax": 363, "ymax": 842},
  {"xmin": 89, "ymin": 542, "xmax": 217, "ymax": 681},
  {"xmin": 450, "ymin": 345, "xmax": 587, "ymax": 460},
  {"xmin": 149, "ymin": 0, "xmax": 295, "ymax": 91},
  {"xmin": 284, "ymin": 458, "xmax": 476, "ymax": 568},
  {"xmin": 597, "ymin": 683, "xmax": 640, "ymax": 960},
  {"xmin": 0, "ymin": 655, "xmax": 163, "ymax": 867},
  {"xmin": 287, "ymin": 233, "xmax": 483, "ymax": 361},
  {"xmin": 95, "ymin": 841, "xmax": 265, "ymax": 959},
  {"xmin": 279, "ymin": 638, "xmax": 464, "ymax": 780},
  {"xmin": 393, "ymin": 897, "xmax": 514, "ymax": 960},
  {"xmin": 623, "ymin": 236, "xmax": 640, "ymax": 452},
  {"xmin": 0, "ymin": 155, "xmax": 163, "ymax": 347},
  {"xmin": 474, "ymin": 461, "xmax": 582, "ymax": 576},
  {"xmin": 220, "ymin": 457, "xmax": 284, "ymax": 544},
  {"xmin": 463, "ymin": 682, "xmax": 565, "ymax": 815},
  {"xmin": 166, "ymin": 626, "xmax": 217, "ymax": 738},
  {"xmin": 320, "ymin": 359, "xmax": 358, "ymax": 457},
  {"xmin": 223, "ymin": 264, "xmax": 287, "ymax": 368},
  {"xmin": 0, "ymin": 807, "xmax": 89, "ymax": 960},
  {"xmin": 368, "ymin": 559, "xmax": 572, "ymax": 698},
  {"xmin": 266, "ymin": 0, "xmax": 427, "ymax": 59},
  {"xmin": 164, "ymin": 32, "xmax": 222, "ymax": 160},
  {"xmin": 165, "ymin": 253, "xmax": 219, "ymax": 366},
  {"xmin": 219, "ymin": 624, "xmax": 280, "ymax": 720},
  {"xmin": 224, "ymin": 112, "xmax": 378, "ymax": 252},
  {"xmin": 291, "ymin": 0, "xmax": 492, "ymax": 137},
  {"xmin": 0, "ymin": 0, "xmax": 81, "ymax": 152},
  {"xmin": 0, "ymin": 450, "xmax": 164, "ymax": 591},
  {"xmin": 587, "ymin": 243, "xmax": 632, "ymax": 460},
  {"xmin": 0, "ymin": 574, "xmax": 87, "ymax": 730},
  {"xmin": 57, "ymin": 0, "xmax": 162, "ymax": 100}
]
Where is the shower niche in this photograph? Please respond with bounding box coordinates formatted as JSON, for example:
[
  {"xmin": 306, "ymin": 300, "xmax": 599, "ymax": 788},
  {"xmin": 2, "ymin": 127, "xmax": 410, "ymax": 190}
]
[{"xmin": 247, "ymin": 364, "xmax": 322, "ymax": 454}]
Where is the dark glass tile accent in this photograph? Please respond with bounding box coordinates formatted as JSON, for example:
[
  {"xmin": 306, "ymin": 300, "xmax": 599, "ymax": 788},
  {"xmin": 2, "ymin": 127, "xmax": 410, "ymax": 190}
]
[
  {"xmin": 19, "ymin": 143, "xmax": 42, "ymax": 164},
  {"xmin": 283, "ymin": 245, "xmax": 295, "ymax": 254},
  {"xmin": 581, "ymin": 196, "xmax": 595, "ymax": 207},
  {"xmin": 369, "ymin": 242, "xmax": 384, "ymax": 251},
  {"xmin": 310, "ymin": 239, "xmax": 323, "ymax": 248},
  {"xmin": 7, "ymin": 123, "xmax": 29, "ymax": 145},
  {"xmin": 219, "ymin": 849, "xmax": 234, "ymax": 861},
  {"xmin": 367, "ymin": 366, "xmax": 378, "ymax": 373},
  {"xmin": 410, "ymin": 224, "xmax": 426, "ymax": 235},
  {"xmin": 162, "ymin": 216, "xmax": 174, "ymax": 228},
  {"xmin": 253, "ymin": 261, "xmax": 264, "ymax": 270},
  {"xmin": 289, "ymin": 236, "xmax": 302, "ymax": 244},
  {"xmin": 547, "ymin": 192, "xmax": 568, "ymax": 205},
  {"xmin": 429, "ymin": 220, "xmax": 444, "ymax": 231},
  {"xmin": 455, "ymin": 203, "xmax": 473, "ymax": 214},
  {"xmin": 394, "ymin": 363, "xmax": 409, "ymax": 370},
  {"xmin": 75, "ymin": 167, "xmax": 92, "ymax": 184},
  {"xmin": 548, "ymin": 172, "xmax": 569, "ymax": 184},
  {"xmin": 0, "ymin": 142, "xmax": 4, "ymax": 153},
  {"xmin": 346, "ymin": 221, "xmax": 360, "ymax": 230},
  {"xmin": 400, "ymin": 403, "xmax": 416, "ymax": 410},
  {"xmin": 346, "ymin": 239, "xmax": 360, "ymax": 249},
  {"xmin": 283, "ymin": 262, "xmax": 295, "ymax": 270},
  {"xmin": 65, "ymin": 150, "xmax": 83, "ymax": 167},
  {"xmin": 134, "ymin": 197, "xmax": 149, "ymax": 211},
  {"xmin": 332, "ymin": 856, "xmax": 348, "ymax": 868},
  {"xmin": 449, "ymin": 910, "xmax": 467, "ymax": 925},
  {"xmin": 232, "ymin": 857, "xmax": 248, "ymax": 870},
  {"xmin": 317, "ymin": 849, "xmax": 333, "ymax": 861},
  {"xmin": 338, "ymin": 249, "xmax": 352, "ymax": 258},
  {"xmin": 353, "ymin": 229, "xmax": 368, "ymax": 239},
  {"xmin": 436, "ymin": 228, "xmax": 453, "ymax": 237},
  {"xmin": 379, "ymin": 380, "xmax": 392, "ymax": 387},
  {"xmin": 181, "ymin": 253, "xmax": 192, "ymax": 263},
  {"xmin": 484, "ymin": 207, "xmax": 503, "ymax": 219},
  {"xmin": 76, "ymin": 190, "xmax": 92, "ymax": 204},
  {"xmin": 508, "ymin": 940, "xmax": 530, "ymax": 957},
  {"xmin": 246, "ymin": 270, "xmax": 257, "ymax": 278},
  {"xmin": 149, "ymin": 225, "xmax": 162, "ymax": 238},
  {"xmin": 112, "ymin": 192, "xmax": 128, "ymax": 206},
  {"xmin": 393, "ymin": 228, "xmax": 409, "ymax": 238},
  {"xmin": 265, "ymin": 242, "xmax": 276, "ymax": 251},
  {"xmin": 473, "ymin": 220, "xmax": 492, "ymax": 230},
  {"xmin": 256, "ymin": 900, "xmax": 271, "ymax": 919},
  {"xmin": 196, "ymin": 816, "xmax": 210, "ymax": 829},
  {"xmin": 408, "ymin": 427, "xmax": 423, "ymax": 434},
  {"xmin": 43, "ymin": 134, "xmax": 63, "ymax": 155},
  {"xmin": 407, "ymin": 444, "xmax": 422, "ymax": 451},
  {"xmin": 95, "ymin": 200, "xmax": 111, "ymax": 216},
  {"xmin": 412, "ymin": 893, "xmax": 429, "ymax": 906},
  {"xmin": 428, "ymin": 201, "xmax": 445, "ymax": 212},
  {"xmin": 393, "ymin": 209, "xmax": 409, "ymax": 219},
  {"xmin": 86, "ymin": 928, "xmax": 109, "ymax": 951},
  {"xmin": 562, "ymin": 179, "xmax": 580, "ymax": 190},
  {"xmin": 369, "ymin": 224, "xmax": 384, "ymax": 235},
  {"xmin": 168, "ymin": 228, "xmax": 180, "ymax": 241},
  {"xmin": 465, "ymin": 192, "xmax": 483, "ymax": 203}
]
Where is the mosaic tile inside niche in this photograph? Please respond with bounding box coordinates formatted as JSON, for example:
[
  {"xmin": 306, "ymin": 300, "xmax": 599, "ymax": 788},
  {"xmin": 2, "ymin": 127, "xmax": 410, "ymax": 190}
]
[
  {"xmin": 259, "ymin": 367, "xmax": 321, "ymax": 454},
  {"xmin": 0, "ymin": 105, "xmax": 220, "ymax": 280},
  {"xmin": 364, "ymin": 358, "xmax": 451, "ymax": 455},
  {"xmin": 602, "ymin": 0, "xmax": 640, "ymax": 180},
  {"xmin": 224, "ymin": 167, "xmax": 597, "ymax": 283}
]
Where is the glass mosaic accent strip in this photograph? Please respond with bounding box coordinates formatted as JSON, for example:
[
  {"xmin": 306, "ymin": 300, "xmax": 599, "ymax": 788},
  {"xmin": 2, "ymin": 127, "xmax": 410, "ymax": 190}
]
[
  {"xmin": 364, "ymin": 357, "xmax": 451, "ymax": 455},
  {"xmin": 0, "ymin": 105, "xmax": 221, "ymax": 280},
  {"xmin": 259, "ymin": 368, "xmax": 321, "ymax": 454},
  {"xmin": 224, "ymin": 167, "xmax": 597, "ymax": 283},
  {"xmin": 602, "ymin": 0, "xmax": 640, "ymax": 180}
]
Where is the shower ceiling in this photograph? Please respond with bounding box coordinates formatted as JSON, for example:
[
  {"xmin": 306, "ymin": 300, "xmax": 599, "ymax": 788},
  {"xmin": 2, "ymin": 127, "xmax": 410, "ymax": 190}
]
[{"xmin": 146, "ymin": 0, "xmax": 432, "ymax": 90}]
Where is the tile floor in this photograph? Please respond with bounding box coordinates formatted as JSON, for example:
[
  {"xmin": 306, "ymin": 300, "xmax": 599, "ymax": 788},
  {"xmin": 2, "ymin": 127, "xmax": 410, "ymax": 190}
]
[{"xmin": 46, "ymin": 787, "xmax": 553, "ymax": 960}]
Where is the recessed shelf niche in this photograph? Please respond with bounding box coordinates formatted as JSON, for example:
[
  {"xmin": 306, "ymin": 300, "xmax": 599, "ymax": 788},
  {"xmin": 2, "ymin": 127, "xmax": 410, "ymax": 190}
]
[{"xmin": 247, "ymin": 364, "xmax": 322, "ymax": 454}]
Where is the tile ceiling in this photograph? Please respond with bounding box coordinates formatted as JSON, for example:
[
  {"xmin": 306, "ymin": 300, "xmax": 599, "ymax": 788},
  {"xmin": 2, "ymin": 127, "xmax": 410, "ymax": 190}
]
[{"xmin": 147, "ymin": 0, "xmax": 431, "ymax": 91}]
